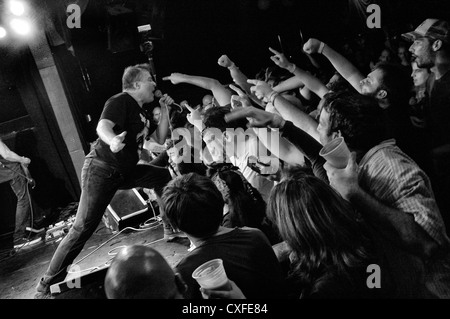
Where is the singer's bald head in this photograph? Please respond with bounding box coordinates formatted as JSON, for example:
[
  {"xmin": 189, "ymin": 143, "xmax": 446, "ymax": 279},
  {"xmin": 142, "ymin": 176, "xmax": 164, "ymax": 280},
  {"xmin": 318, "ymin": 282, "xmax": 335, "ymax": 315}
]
[{"xmin": 104, "ymin": 245, "xmax": 185, "ymax": 299}]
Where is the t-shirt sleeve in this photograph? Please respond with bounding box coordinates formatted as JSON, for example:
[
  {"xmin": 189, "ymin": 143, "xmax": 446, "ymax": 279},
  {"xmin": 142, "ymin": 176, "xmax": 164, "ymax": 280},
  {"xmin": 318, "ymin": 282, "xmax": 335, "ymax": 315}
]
[{"xmin": 100, "ymin": 98, "xmax": 127, "ymax": 130}]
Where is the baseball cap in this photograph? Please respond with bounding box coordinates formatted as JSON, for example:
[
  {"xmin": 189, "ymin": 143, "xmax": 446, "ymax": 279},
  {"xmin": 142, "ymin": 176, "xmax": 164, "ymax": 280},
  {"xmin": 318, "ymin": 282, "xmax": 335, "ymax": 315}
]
[{"xmin": 402, "ymin": 19, "xmax": 450, "ymax": 43}]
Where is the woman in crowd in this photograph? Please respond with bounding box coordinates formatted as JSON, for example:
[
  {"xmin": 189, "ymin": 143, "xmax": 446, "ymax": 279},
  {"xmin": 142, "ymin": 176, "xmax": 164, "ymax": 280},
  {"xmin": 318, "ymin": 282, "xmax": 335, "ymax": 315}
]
[{"xmin": 266, "ymin": 172, "xmax": 394, "ymax": 299}]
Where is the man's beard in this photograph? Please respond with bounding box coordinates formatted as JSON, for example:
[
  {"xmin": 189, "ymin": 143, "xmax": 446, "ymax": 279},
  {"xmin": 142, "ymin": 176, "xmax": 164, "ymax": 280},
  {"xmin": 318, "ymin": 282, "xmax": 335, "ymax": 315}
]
[{"xmin": 415, "ymin": 54, "xmax": 434, "ymax": 69}]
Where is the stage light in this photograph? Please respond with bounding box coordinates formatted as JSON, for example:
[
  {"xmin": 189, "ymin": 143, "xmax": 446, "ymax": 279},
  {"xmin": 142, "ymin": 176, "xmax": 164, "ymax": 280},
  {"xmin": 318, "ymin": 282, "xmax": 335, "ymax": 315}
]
[
  {"xmin": 0, "ymin": 27, "xmax": 7, "ymax": 38},
  {"xmin": 9, "ymin": 18, "xmax": 30, "ymax": 35},
  {"xmin": 9, "ymin": 1, "xmax": 25, "ymax": 16}
]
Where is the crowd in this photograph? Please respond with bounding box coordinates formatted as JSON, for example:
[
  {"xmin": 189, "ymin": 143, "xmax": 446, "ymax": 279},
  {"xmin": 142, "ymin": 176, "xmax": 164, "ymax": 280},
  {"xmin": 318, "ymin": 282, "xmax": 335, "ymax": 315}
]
[{"xmin": 19, "ymin": 17, "xmax": 450, "ymax": 299}]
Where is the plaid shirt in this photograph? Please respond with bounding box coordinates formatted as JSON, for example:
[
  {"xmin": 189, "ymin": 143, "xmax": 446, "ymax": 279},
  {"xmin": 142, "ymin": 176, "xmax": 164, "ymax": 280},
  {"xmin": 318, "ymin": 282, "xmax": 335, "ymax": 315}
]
[{"xmin": 358, "ymin": 139, "xmax": 449, "ymax": 248}]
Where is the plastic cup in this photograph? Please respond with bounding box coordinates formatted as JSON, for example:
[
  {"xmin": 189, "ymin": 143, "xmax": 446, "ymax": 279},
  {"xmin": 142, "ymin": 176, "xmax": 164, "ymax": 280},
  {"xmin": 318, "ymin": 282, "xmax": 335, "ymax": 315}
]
[
  {"xmin": 319, "ymin": 137, "xmax": 351, "ymax": 169},
  {"xmin": 192, "ymin": 258, "xmax": 231, "ymax": 291}
]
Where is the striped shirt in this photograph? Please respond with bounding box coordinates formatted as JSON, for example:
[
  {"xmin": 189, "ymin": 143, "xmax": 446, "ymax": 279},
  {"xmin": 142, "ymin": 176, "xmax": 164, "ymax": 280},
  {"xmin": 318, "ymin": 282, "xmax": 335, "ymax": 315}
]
[
  {"xmin": 359, "ymin": 139, "xmax": 449, "ymax": 247},
  {"xmin": 359, "ymin": 139, "xmax": 450, "ymax": 298}
]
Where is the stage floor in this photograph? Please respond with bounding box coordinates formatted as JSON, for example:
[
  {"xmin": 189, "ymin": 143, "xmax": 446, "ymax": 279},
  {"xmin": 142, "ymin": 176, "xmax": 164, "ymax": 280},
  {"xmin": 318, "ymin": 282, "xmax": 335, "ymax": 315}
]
[{"xmin": 0, "ymin": 220, "xmax": 191, "ymax": 299}]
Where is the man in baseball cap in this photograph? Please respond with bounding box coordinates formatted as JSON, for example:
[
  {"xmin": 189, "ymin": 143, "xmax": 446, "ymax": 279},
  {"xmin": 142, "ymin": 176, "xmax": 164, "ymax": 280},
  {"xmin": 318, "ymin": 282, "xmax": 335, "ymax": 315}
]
[
  {"xmin": 402, "ymin": 19, "xmax": 450, "ymax": 264},
  {"xmin": 402, "ymin": 19, "xmax": 450, "ymax": 71}
]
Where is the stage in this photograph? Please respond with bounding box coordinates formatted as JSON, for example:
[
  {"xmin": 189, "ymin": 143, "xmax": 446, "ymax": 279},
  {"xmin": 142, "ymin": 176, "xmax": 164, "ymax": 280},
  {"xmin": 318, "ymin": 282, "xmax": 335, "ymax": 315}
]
[{"xmin": 0, "ymin": 217, "xmax": 191, "ymax": 299}]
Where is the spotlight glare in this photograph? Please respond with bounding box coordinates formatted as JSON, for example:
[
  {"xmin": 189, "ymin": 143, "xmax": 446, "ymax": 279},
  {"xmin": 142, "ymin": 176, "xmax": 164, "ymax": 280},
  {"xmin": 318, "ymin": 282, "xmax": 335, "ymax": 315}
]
[
  {"xmin": 10, "ymin": 1, "xmax": 25, "ymax": 16},
  {"xmin": 0, "ymin": 27, "xmax": 7, "ymax": 38},
  {"xmin": 10, "ymin": 18, "xmax": 31, "ymax": 36}
]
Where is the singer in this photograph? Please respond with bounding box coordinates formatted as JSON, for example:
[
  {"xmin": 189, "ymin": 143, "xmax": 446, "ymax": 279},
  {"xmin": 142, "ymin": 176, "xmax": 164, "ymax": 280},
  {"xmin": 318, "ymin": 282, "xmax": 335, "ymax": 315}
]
[
  {"xmin": 35, "ymin": 63, "xmax": 177, "ymax": 299},
  {"xmin": 0, "ymin": 138, "xmax": 35, "ymax": 248}
]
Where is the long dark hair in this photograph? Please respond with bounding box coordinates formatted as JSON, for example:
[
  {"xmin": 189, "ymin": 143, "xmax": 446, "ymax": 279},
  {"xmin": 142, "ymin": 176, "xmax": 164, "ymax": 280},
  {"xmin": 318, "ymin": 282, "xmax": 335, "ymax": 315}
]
[
  {"xmin": 207, "ymin": 164, "xmax": 267, "ymax": 229},
  {"xmin": 267, "ymin": 174, "xmax": 374, "ymax": 297}
]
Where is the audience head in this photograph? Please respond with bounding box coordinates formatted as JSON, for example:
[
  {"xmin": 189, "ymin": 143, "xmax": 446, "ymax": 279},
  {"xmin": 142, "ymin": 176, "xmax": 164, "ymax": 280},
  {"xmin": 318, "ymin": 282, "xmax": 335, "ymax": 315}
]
[
  {"xmin": 161, "ymin": 173, "xmax": 224, "ymax": 238},
  {"xmin": 403, "ymin": 19, "xmax": 450, "ymax": 68},
  {"xmin": 411, "ymin": 61, "xmax": 431, "ymax": 88},
  {"xmin": 255, "ymin": 66, "xmax": 292, "ymax": 88},
  {"xmin": 326, "ymin": 72, "xmax": 354, "ymax": 93},
  {"xmin": 397, "ymin": 42, "xmax": 412, "ymax": 65},
  {"xmin": 104, "ymin": 245, "xmax": 186, "ymax": 299},
  {"xmin": 378, "ymin": 47, "xmax": 396, "ymax": 64},
  {"xmin": 202, "ymin": 105, "xmax": 248, "ymax": 132},
  {"xmin": 267, "ymin": 173, "xmax": 373, "ymax": 295},
  {"xmin": 152, "ymin": 106, "xmax": 161, "ymax": 124},
  {"xmin": 360, "ymin": 62, "xmax": 412, "ymax": 109},
  {"xmin": 202, "ymin": 94, "xmax": 217, "ymax": 111},
  {"xmin": 317, "ymin": 91, "xmax": 387, "ymax": 153},
  {"xmin": 206, "ymin": 164, "xmax": 266, "ymax": 229}
]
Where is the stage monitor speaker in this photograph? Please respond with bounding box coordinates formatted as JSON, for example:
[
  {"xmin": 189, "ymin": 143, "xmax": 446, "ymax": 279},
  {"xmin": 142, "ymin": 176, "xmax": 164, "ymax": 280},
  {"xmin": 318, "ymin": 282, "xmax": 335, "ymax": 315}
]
[
  {"xmin": 102, "ymin": 188, "xmax": 150, "ymax": 232},
  {"xmin": 50, "ymin": 263, "xmax": 109, "ymax": 298}
]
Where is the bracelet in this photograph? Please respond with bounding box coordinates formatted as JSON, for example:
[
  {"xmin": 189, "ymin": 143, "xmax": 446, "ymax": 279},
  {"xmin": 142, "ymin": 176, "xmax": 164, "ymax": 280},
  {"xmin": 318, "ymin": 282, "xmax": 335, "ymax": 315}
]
[
  {"xmin": 318, "ymin": 42, "xmax": 325, "ymax": 54},
  {"xmin": 287, "ymin": 64, "xmax": 296, "ymax": 73}
]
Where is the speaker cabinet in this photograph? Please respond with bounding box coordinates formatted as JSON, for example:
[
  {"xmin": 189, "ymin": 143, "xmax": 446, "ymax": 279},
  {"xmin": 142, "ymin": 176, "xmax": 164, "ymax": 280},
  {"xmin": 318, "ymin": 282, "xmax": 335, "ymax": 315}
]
[{"xmin": 102, "ymin": 188, "xmax": 151, "ymax": 232}]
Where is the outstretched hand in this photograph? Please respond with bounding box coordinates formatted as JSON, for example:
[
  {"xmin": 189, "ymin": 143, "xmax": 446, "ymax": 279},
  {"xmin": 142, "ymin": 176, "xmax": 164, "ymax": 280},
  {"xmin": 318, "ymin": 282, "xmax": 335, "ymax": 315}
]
[
  {"xmin": 229, "ymin": 84, "xmax": 251, "ymax": 108},
  {"xmin": 183, "ymin": 102, "xmax": 204, "ymax": 130},
  {"xmin": 225, "ymin": 105, "xmax": 284, "ymax": 129},
  {"xmin": 247, "ymin": 79, "xmax": 273, "ymax": 102},
  {"xmin": 269, "ymin": 47, "xmax": 292, "ymax": 69},
  {"xmin": 162, "ymin": 73, "xmax": 185, "ymax": 85}
]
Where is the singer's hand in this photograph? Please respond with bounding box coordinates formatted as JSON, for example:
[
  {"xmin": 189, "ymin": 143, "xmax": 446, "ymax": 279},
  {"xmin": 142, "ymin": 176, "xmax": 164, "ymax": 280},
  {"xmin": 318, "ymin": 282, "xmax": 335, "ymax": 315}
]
[
  {"xmin": 159, "ymin": 94, "xmax": 175, "ymax": 109},
  {"xmin": 21, "ymin": 157, "xmax": 31, "ymax": 167},
  {"xmin": 162, "ymin": 73, "xmax": 185, "ymax": 85},
  {"xmin": 110, "ymin": 131, "xmax": 127, "ymax": 153}
]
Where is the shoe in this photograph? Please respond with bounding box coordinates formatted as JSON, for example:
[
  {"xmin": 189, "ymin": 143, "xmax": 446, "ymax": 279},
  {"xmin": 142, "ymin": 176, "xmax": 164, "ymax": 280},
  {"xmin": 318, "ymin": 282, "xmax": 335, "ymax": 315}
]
[
  {"xmin": 13, "ymin": 237, "xmax": 42, "ymax": 249},
  {"xmin": 33, "ymin": 291, "xmax": 55, "ymax": 299}
]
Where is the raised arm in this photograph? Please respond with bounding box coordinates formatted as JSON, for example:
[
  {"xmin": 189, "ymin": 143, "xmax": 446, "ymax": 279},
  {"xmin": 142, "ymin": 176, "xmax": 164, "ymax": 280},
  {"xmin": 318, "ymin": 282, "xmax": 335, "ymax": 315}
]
[
  {"xmin": 269, "ymin": 47, "xmax": 329, "ymax": 99},
  {"xmin": 217, "ymin": 54, "xmax": 265, "ymax": 108},
  {"xmin": 163, "ymin": 72, "xmax": 232, "ymax": 106},
  {"xmin": 303, "ymin": 38, "xmax": 364, "ymax": 93},
  {"xmin": 248, "ymin": 79, "xmax": 321, "ymax": 142},
  {"xmin": 151, "ymin": 94, "xmax": 173, "ymax": 144}
]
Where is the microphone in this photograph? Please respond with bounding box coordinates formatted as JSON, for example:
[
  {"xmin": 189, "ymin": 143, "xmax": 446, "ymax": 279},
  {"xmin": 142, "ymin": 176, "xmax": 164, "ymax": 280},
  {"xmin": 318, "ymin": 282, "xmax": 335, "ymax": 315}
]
[{"xmin": 154, "ymin": 90, "xmax": 184, "ymax": 112}]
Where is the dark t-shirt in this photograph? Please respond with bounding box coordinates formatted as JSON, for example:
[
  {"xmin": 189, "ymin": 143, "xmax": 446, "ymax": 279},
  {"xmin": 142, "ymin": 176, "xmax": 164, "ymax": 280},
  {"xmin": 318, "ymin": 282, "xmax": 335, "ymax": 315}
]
[
  {"xmin": 175, "ymin": 227, "xmax": 287, "ymax": 299},
  {"xmin": 427, "ymin": 70, "xmax": 450, "ymax": 149},
  {"xmin": 90, "ymin": 92, "xmax": 156, "ymax": 173}
]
